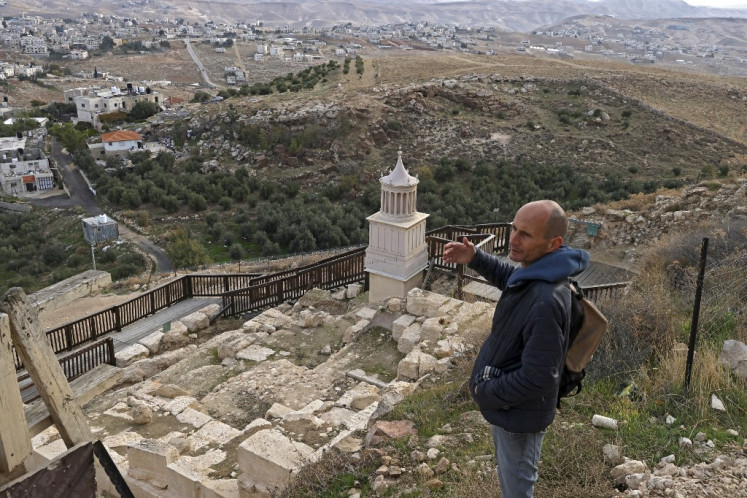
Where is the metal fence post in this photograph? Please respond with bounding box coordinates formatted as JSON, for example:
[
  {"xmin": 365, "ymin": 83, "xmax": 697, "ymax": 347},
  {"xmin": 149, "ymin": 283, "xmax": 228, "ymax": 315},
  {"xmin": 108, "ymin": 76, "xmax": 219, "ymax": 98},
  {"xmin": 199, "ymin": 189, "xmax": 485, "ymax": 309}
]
[{"xmin": 684, "ymin": 237, "xmax": 709, "ymax": 394}]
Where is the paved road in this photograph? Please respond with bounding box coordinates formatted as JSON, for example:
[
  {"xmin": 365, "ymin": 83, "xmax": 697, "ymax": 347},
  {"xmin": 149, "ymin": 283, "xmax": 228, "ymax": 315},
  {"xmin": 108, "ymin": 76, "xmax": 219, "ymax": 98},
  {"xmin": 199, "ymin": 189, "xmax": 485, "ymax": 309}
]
[
  {"xmin": 29, "ymin": 140, "xmax": 173, "ymax": 274},
  {"xmin": 185, "ymin": 39, "xmax": 218, "ymax": 88}
]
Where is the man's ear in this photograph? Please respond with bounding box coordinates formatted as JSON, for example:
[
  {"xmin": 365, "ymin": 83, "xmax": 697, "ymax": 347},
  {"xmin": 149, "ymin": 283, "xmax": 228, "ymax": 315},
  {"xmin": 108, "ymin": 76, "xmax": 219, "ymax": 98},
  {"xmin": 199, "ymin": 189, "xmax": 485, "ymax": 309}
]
[{"xmin": 548, "ymin": 236, "xmax": 563, "ymax": 252}]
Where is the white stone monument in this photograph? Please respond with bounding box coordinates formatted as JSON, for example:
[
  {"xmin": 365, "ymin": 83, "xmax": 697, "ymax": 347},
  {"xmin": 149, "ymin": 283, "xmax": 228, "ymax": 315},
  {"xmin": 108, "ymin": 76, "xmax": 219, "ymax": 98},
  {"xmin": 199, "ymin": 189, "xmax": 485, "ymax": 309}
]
[{"xmin": 365, "ymin": 151, "xmax": 429, "ymax": 303}]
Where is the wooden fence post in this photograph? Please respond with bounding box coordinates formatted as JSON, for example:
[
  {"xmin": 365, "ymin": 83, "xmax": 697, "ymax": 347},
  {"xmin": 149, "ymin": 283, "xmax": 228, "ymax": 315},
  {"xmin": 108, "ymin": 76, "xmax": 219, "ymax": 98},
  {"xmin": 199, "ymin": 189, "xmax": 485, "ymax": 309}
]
[
  {"xmin": 0, "ymin": 312, "xmax": 32, "ymax": 476},
  {"xmin": 0, "ymin": 288, "xmax": 92, "ymax": 448}
]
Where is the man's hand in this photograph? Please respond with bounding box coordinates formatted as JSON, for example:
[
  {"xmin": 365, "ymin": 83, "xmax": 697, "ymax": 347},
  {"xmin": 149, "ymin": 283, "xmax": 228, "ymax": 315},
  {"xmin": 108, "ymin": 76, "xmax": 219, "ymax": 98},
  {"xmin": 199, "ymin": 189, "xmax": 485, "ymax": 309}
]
[{"xmin": 443, "ymin": 237, "xmax": 477, "ymax": 265}]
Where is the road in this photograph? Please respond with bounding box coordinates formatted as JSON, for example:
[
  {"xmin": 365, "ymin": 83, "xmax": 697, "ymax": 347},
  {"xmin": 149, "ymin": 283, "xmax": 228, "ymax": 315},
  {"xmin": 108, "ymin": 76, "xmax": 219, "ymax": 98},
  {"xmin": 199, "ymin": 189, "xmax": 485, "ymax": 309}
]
[
  {"xmin": 29, "ymin": 140, "xmax": 174, "ymax": 274},
  {"xmin": 185, "ymin": 39, "xmax": 218, "ymax": 88}
]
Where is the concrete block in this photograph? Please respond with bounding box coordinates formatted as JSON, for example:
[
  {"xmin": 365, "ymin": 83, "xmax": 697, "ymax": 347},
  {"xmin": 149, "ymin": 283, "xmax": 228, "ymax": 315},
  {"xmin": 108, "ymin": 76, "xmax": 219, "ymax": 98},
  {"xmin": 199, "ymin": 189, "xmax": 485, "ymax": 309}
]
[
  {"xmin": 127, "ymin": 438, "xmax": 179, "ymax": 489},
  {"xmin": 116, "ymin": 343, "xmax": 150, "ymax": 367},
  {"xmin": 237, "ymin": 429, "xmax": 313, "ymax": 491},
  {"xmin": 138, "ymin": 331, "xmax": 164, "ymax": 354},
  {"xmin": 392, "ymin": 314, "xmax": 416, "ymax": 341}
]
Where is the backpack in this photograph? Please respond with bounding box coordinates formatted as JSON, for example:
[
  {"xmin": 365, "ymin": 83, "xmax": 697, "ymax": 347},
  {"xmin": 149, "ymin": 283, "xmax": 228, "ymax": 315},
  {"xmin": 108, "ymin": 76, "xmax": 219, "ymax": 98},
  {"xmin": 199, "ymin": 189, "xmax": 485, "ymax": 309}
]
[{"xmin": 557, "ymin": 281, "xmax": 609, "ymax": 408}]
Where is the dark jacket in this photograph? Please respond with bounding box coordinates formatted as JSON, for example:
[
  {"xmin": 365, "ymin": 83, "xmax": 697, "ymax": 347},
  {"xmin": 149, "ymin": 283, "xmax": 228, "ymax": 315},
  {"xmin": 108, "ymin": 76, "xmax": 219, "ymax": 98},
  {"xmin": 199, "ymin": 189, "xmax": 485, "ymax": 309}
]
[{"xmin": 468, "ymin": 246, "xmax": 590, "ymax": 433}]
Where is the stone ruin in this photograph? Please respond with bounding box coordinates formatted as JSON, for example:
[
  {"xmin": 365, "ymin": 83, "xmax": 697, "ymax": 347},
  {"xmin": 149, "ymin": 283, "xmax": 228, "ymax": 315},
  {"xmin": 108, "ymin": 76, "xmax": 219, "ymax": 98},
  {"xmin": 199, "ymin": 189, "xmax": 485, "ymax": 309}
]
[{"xmin": 28, "ymin": 286, "xmax": 494, "ymax": 497}]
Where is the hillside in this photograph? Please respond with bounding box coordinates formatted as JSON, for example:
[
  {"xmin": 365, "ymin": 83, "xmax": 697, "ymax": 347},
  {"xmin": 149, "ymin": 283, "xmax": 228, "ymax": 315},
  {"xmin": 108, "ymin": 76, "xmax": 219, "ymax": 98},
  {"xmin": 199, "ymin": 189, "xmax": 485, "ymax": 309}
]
[{"xmin": 2, "ymin": 0, "xmax": 746, "ymax": 31}]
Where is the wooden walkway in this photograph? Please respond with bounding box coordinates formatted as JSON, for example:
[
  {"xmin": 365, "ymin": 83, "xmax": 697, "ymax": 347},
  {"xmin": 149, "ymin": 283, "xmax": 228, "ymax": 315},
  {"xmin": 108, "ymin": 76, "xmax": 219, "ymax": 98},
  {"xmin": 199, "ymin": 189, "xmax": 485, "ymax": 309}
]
[
  {"xmin": 464, "ymin": 257, "xmax": 634, "ymax": 302},
  {"xmin": 108, "ymin": 296, "xmax": 221, "ymax": 352}
]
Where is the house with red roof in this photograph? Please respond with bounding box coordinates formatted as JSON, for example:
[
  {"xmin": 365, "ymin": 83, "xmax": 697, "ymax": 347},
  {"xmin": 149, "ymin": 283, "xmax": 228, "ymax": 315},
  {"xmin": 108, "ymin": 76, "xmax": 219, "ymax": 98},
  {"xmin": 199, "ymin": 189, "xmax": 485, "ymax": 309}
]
[{"xmin": 89, "ymin": 130, "xmax": 144, "ymax": 159}]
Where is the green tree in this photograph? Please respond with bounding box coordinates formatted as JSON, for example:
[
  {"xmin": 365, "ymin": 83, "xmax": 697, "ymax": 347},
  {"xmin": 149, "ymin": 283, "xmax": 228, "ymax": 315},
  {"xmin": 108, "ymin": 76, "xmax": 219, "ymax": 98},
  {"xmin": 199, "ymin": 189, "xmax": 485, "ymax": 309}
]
[
  {"xmin": 129, "ymin": 100, "xmax": 160, "ymax": 120},
  {"xmin": 166, "ymin": 227, "xmax": 211, "ymax": 270}
]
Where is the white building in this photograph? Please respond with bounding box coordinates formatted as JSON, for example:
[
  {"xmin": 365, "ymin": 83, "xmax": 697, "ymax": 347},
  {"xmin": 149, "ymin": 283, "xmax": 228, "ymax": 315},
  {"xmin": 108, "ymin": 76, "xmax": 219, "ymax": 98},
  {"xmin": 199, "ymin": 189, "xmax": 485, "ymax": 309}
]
[
  {"xmin": 64, "ymin": 84, "xmax": 161, "ymax": 129},
  {"xmin": 96, "ymin": 130, "xmax": 144, "ymax": 158},
  {"xmin": 365, "ymin": 151, "xmax": 429, "ymax": 302},
  {"xmin": 0, "ymin": 136, "xmax": 53, "ymax": 195}
]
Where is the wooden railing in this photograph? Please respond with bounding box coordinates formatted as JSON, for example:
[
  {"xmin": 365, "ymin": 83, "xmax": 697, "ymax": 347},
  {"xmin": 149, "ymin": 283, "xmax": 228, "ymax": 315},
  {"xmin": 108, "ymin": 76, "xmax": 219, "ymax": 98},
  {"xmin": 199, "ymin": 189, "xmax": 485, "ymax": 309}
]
[
  {"xmin": 18, "ymin": 337, "xmax": 115, "ymax": 403},
  {"xmin": 220, "ymin": 247, "xmax": 367, "ymax": 317},
  {"xmin": 426, "ymin": 223, "xmax": 512, "ymax": 271}
]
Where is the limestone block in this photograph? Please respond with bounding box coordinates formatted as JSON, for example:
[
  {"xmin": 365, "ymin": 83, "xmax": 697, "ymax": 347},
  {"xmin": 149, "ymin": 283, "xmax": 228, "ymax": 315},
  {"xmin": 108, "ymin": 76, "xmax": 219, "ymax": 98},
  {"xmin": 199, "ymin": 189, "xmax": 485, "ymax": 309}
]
[
  {"xmin": 345, "ymin": 283, "xmax": 362, "ymax": 299},
  {"xmin": 720, "ymin": 340, "xmax": 747, "ymax": 380},
  {"xmin": 237, "ymin": 473, "xmax": 273, "ymax": 498},
  {"xmin": 236, "ymin": 345, "xmax": 276, "ymax": 362},
  {"xmin": 331, "ymin": 289, "xmax": 346, "ymax": 300},
  {"xmin": 343, "ymin": 319, "xmax": 369, "ymax": 343},
  {"xmin": 437, "ymin": 298, "xmax": 462, "ymax": 316},
  {"xmin": 433, "ymin": 337, "xmax": 464, "ymax": 358},
  {"xmin": 188, "ymin": 420, "xmax": 242, "ymax": 452},
  {"xmin": 138, "ymin": 331, "xmax": 164, "ymax": 354},
  {"xmin": 237, "ymin": 429, "xmax": 314, "ymax": 491},
  {"xmin": 406, "ymin": 288, "xmax": 449, "ymax": 317},
  {"xmin": 279, "ymin": 412, "xmax": 327, "ymax": 437},
  {"xmin": 336, "ymin": 382, "xmax": 381, "ymax": 411},
  {"xmin": 162, "ymin": 396, "xmax": 199, "ymax": 416},
  {"xmin": 392, "ymin": 314, "xmax": 416, "ymax": 341},
  {"xmin": 299, "ymin": 309, "xmax": 326, "ymax": 328},
  {"xmin": 176, "ymin": 407, "xmax": 213, "ymax": 429},
  {"xmin": 243, "ymin": 419, "xmax": 273, "ymax": 438},
  {"xmin": 103, "ymin": 402, "xmax": 135, "ymax": 421},
  {"xmin": 33, "ymin": 438, "xmax": 67, "ymax": 462},
  {"xmin": 154, "ymin": 345, "xmax": 198, "ymax": 370},
  {"xmin": 181, "ymin": 311, "xmax": 209, "ymax": 333},
  {"xmin": 398, "ymin": 323, "xmax": 422, "ymax": 354},
  {"xmin": 420, "ymin": 317, "xmax": 445, "ymax": 343},
  {"xmin": 318, "ymin": 407, "xmax": 357, "ymax": 428},
  {"xmin": 166, "ymin": 457, "xmax": 208, "ymax": 498},
  {"xmin": 397, "ymin": 349, "xmax": 436, "ymax": 380},
  {"xmin": 203, "ymin": 479, "xmax": 239, "ymax": 498},
  {"xmin": 154, "ymin": 384, "xmax": 189, "ymax": 399},
  {"xmin": 161, "ymin": 330, "xmax": 192, "ymax": 350},
  {"xmin": 218, "ymin": 336, "xmax": 252, "ymax": 360},
  {"xmin": 103, "ymin": 431, "xmax": 143, "ymax": 451},
  {"xmin": 265, "ymin": 403, "xmax": 293, "ymax": 420},
  {"xmin": 199, "ymin": 303, "xmax": 222, "ymax": 318},
  {"xmin": 123, "ymin": 474, "xmax": 164, "ymax": 498},
  {"xmin": 435, "ymin": 357, "xmax": 451, "ymax": 374},
  {"xmin": 355, "ymin": 307, "xmax": 377, "ymax": 321},
  {"xmin": 116, "ymin": 344, "xmax": 150, "ymax": 367},
  {"xmin": 127, "ymin": 439, "xmax": 179, "ymax": 489},
  {"xmin": 385, "ymin": 297, "xmax": 403, "ymax": 312},
  {"xmin": 169, "ymin": 321, "xmax": 189, "ymax": 335},
  {"xmin": 419, "ymin": 352, "xmax": 438, "ymax": 375}
]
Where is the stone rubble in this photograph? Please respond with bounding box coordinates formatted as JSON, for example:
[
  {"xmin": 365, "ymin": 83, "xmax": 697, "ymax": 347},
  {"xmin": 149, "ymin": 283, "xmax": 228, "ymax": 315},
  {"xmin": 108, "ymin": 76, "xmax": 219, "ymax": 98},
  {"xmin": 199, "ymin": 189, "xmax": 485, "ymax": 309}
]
[{"xmin": 27, "ymin": 283, "xmax": 745, "ymax": 497}]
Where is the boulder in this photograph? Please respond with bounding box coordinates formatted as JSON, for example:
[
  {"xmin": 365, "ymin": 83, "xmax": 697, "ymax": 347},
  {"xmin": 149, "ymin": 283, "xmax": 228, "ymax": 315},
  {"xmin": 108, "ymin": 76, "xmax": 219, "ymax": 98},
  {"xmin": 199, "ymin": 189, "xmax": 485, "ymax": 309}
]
[
  {"xmin": 115, "ymin": 344, "xmax": 150, "ymax": 367},
  {"xmin": 181, "ymin": 311, "xmax": 209, "ymax": 333}
]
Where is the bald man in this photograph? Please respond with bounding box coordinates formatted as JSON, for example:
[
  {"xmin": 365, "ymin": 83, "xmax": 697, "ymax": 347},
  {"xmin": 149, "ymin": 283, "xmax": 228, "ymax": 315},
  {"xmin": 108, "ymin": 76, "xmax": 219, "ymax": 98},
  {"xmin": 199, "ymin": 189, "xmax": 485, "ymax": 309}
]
[{"xmin": 443, "ymin": 200, "xmax": 590, "ymax": 497}]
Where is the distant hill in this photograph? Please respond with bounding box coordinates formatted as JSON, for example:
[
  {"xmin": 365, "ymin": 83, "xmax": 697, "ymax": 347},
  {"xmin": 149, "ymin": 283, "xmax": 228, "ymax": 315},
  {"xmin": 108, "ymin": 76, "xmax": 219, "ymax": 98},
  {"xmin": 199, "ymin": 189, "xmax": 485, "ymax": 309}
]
[{"xmin": 2, "ymin": 0, "xmax": 746, "ymax": 32}]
